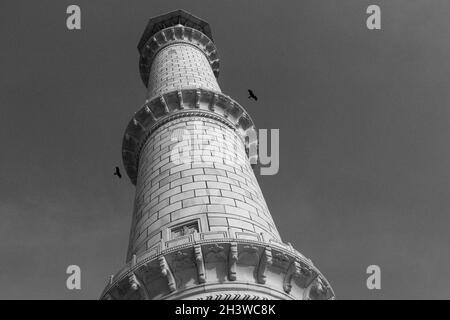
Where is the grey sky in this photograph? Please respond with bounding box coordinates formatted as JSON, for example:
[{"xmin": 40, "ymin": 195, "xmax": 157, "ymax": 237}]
[{"xmin": 1, "ymin": 0, "xmax": 449, "ymax": 299}]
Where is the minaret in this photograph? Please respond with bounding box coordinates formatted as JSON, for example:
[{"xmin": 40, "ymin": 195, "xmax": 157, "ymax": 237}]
[{"xmin": 101, "ymin": 9, "xmax": 334, "ymax": 300}]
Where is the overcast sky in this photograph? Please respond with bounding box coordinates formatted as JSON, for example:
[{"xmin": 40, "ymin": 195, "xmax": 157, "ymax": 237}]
[{"xmin": 1, "ymin": 0, "xmax": 449, "ymax": 299}]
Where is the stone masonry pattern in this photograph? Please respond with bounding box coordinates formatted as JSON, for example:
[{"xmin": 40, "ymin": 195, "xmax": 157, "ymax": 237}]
[
  {"xmin": 127, "ymin": 115, "xmax": 281, "ymax": 260},
  {"xmin": 147, "ymin": 43, "xmax": 221, "ymax": 100}
]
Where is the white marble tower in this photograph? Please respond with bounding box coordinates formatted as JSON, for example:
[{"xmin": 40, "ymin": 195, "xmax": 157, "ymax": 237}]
[{"xmin": 101, "ymin": 10, "xmax": 334, "ymax": 300}]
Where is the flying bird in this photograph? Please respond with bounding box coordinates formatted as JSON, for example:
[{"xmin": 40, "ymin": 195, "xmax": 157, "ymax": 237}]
[
  {"xmin": 114, "ymin": 166, "xmax": 122, "ymax": 179},
  {"xmin": 248, "ymin": 89, "xmax": 258, "ymax": 101}
]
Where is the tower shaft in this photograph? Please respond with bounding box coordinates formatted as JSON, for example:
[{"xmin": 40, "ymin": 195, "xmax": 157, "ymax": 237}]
[{"xmin": 147, "ymin": 43, "xmax": 221, "ymax": 99}]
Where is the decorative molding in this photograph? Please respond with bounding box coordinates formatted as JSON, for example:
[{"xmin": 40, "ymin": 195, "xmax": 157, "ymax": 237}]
[
  {"xmin": 100, "ymin": 238, "xmax": 335, "ymax": 301},
  {"xmin": 198, "ymin": 293, "xmax": 269, "ymax": 300}
]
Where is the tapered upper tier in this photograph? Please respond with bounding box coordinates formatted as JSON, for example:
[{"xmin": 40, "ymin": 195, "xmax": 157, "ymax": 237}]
[{"xmin": 138, "ymin": 9, "xmax": 220, "ymax": 87}]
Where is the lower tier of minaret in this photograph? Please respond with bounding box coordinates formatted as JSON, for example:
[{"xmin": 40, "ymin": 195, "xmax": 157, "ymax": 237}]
[
  {"xmin": 110, "ymin": 88, "xmax": 336, "ymax": 300},
  {"xmin": 127, "ymin": 115, "xmax": 281, "ymax": 260}
]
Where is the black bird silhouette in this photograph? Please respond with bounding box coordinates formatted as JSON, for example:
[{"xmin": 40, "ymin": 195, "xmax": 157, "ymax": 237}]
[
  {"xmin": 248, "ymin": 89, "xmax": 258, "ymax": 101},
  {"xmin": 114, "ymin": 166, "xmax": 122, "ymax": 179}
]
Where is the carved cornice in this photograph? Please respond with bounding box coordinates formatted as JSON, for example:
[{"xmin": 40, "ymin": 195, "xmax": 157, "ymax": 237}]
[
  {"xmin": 139, "ymin": 25, "xmax": 220, "ymax": 86},
  {"xmin": 100, "ymin": 238, "xmax": 335, "ymax": 301},
  {"xmin": 122, "ymin": 88, "xmax": 257, "ymax": 185}
]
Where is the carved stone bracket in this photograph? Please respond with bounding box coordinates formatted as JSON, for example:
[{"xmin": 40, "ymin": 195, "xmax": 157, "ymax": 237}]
[
  {"xmin": 159, "ymin": 255, "xmax": 176, "ymax": 292},
  {"xmin": 128, "ymin": 272, "xmax": 150, "ymax": 300},
  {"xmin": 228, "ymin": 242, "xmax": 238, "ymax": 281},
  {"xmin": 273, "ymin": 252, "xmax": 290, "ymax": 269},
  {"xmin": 129, "ymin": 273, "xmax": 139, "ymax": 291},
  {"xmin": 177, "ymin": 90, "xmax": 184, "ymax": 109},
  {"xmin": 160, "ymin": 96, "xmax": 169, "ymax": 113},
  {"xmin": 128, "ymin": 255, "xmax": 140, "ymax": 291},
  {"xmin": 302, "ymin": 265, "xmax": 317, "ymax": 288},
  {"xmin": 195, "ymin": 90, "xmax": 201, "ymax": 109},
  {"xmin": 194, "ymin": 245, "xmax": 206, "ymax": 284},
  {"xmin": 257, "ymin": 246, "xmax": 272, "ymax": 284},
  {"xmin": 209, "ymin": 93, "xmax": 218, "ymax": 111},
  {"xmin": 308, "ymin": 277, "xmax": 332, "ymax": 300},
  {"xmin": 144, "ymin": 105, "xmax": 156, "ymax": 120},
  {"xmin": 101, "ymin": 238, "xmax": 335, "ymax": 300},
  {"xmin": 283, "ymin": 260, "xmax": 301, "ymax": 294}
]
